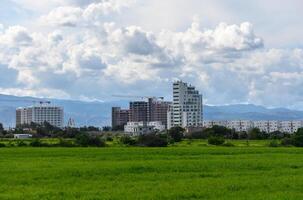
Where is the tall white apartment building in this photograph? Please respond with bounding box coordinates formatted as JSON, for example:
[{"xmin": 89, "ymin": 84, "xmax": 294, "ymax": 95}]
[
  {"xmin": 16, "ymin": 103, "xmax": 64, "ymax": 128},
  {"xmin": 167, "ymin": 81, "xmax": 203, "ymax": 129}
]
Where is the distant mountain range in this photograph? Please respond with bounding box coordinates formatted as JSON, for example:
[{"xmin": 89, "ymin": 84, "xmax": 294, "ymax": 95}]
[{"xmin": 0, "ymin": 94, "xmax": 303, "ymax": 128}]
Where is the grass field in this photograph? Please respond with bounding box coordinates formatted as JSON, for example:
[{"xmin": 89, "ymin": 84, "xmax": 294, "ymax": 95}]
[{"xmin": 1, "ymin": 147, "xmax": 303, "ymax": 199}]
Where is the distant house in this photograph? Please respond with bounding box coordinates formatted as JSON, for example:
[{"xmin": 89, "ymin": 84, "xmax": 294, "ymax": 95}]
[{"xmin": 14, "ymin": 134, "xmax": 32, "ymax": 139}]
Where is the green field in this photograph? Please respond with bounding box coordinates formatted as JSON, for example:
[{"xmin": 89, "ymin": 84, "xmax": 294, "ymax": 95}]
[{"xmin": 1, "ymin": 146, "xmax": 303, "ymax": 199}]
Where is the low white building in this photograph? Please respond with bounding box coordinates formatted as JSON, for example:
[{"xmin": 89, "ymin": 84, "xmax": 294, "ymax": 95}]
[
  {"xmin": 226, "ymin": 120, "xmax": 254, "ymax": 132},
  {"xmin": 124, "ymin": 121, "xmax": 165, "ymax": 136},
  {"xmin": 280, "ymin": 121, "xmax": 303, "ymax": 133},
  {"xmin": 204, "ymin": 120, "xmax": 228, "ymax": 128},
  {"xmin": 14, "ymin": 134, "xmax": 32, "ymax": 139},
  {"xmin": 204, "ymin": 120, "xmax": 303, "ymax": 133},
  {"xmin": 254, "ymin": 121, "xmax": 280, "ymax": 133}
]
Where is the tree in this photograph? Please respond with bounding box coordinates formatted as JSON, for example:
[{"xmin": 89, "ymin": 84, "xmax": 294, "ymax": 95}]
[
  {"xmin": 112, "ymin": 125, "xmax": 124, "ymax": 131},
  {"xmin": 0, "ymin": 123, "xmax": 4, "ymax": 132},
  {"xmin": 248, "ymin": 128, "xmax": 266, "ymax": 140},
  {"xmin": 102, "ymin": 126, "xmax": 111, "ymax": 132},
  {"xmin": 168, "ymin": 126, "xmax": 185, "ymax": 142},
  {"xmin": 208, "ymin": 136, "xmax": 225, "ymax": 145},
  {"xmin": 211, "ymin": 125, "xmax": 232, "ymax": 137},
  {"xmin": 137, "ymin": 134, "xmax": 168, "ymax": 147},
  {"xmin": 75, "ymin": 133, "xmax": 105, "ymax": 147},
  {"xmin": 120, "ymin": 135, "xmax": 137, "ymax": 146},
  {"xmin": 291, "ymin": 128, "xmax": 303, "ymax": 147},
  {"xmin": 269, "ymin": 131, "xmax": 284, "ymax": 139}
]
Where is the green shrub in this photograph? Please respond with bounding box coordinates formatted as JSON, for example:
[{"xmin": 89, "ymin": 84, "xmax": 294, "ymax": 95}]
[
  {"xmin": 291, "ymin": 129, "xmax": 303, "ymax": 147},
  {"xmin": 208, "ymin": 136, "xmax": 225, "ymax": 145},
  {"xmin": 106, "ymin": 136, "xmax": 113, "ymax": 142},
  {"xmin": 168, "ymin": 126, "xmax": 184, "ymax": 142},
  {"xmin": 58, "ymin": 138, "xmax": 77, "ymax": 147},
  {"xmin": 16, "ymin": 140, "xmax": 27, "ymax": 147},
  {"xmin": 138, "ymin": 134, "xmax": 168, "ymax": 147},
  {"xmin": 30, "ymin": 139, "xmax": 43, "ymax": 147},
  {"xmin": 281, "ymin": 138, "xmax": 293, "ymax": 146},
  {"xmin": 0, "ymin": 143, "xmax": 5, "ymax": 148},
  {"xmin": 268, "ymin": 140, "xmax": 279, "ymax": 147},
  {"xmin": 76, "ymin": 134, "xmax": 105, "ymax": 147},
  {"xmin": 120, "ymin": 135, "xmax": 137, "ymax": 146},
  {"xmin": 88, "ymin": 137, "xmax": 106, "ymax": 147},
  {"xmin": 222, "ymin": 142, "xmax": 235, "ymax": 147}
]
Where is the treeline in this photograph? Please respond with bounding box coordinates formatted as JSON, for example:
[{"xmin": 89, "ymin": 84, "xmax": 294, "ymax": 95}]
[
  {"xmin": 187, "ymin": 126, "xmax": 291, "ymax": 140},
  {"xmin": 0, "ymin": 122, "xmax": 107, "ymax": 138},
  {"xmin": 186, "ymin": 125, "xmax": 303, "ymax": 147}
]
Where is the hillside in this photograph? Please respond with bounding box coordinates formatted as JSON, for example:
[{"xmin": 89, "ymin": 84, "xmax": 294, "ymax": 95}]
[{"xmin": 0, "ymin": 94, "xmax": 302, "ymax": 127}]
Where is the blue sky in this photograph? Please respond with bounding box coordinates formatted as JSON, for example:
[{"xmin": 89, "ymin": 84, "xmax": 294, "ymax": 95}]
[{"xmin": 0, "ymin": 0, "xmax": 302, "ymax": 109}]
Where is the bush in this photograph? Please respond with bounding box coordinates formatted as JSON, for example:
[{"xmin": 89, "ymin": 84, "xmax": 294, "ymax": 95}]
[
  {"xmin": 58, "ymin": 138, "xmax": 77, "ymax": 147},
  {"xmin": 76, "ymin": 134, "xmax": 105, "ymax": 147},
  {"xmin": 120, "ymin": 135, "xmax": 137, "ymax": 146},
  {"xmin": 88, "ymin": 137, "xmax": 106, "ymax": 147},
  {"xmin": 268, "ymin": 140, "xmax": 279, "ymax": 147},
  {"xmin": 30, "ymin": 139, "xmax": 45, "ymax": 147},
  {"xmin": 208, "ymin": 136, "xmax": 225, "ymax": 145},
  {"xmin": 106, "ymin": 136, "xmax": 113, "ymax": 142},
  {"xmin": 0, "ymin": 143, "xmax": 5, "ymax": 148},
  {"xmin": 291, "ymin": 129, "xmax": 303, "ymax": 147},
  {"xmin": 16, "ymin": 140, "xmax": 27, "ymax": 147},
  {"xmin": 190, "ymin": 131, "xmax": 208, "ymax": 139},
  {"xmin": 168, "ymin": 127, "xmax": 184, "ymax": 142},
  {"xmin": 138, "ymin": 134, "xmax": 168, "ymax": 147},
  {"xmin": 222, "ymin": 142, "xmax": 235, "ymax": 147},
  {"xmin": 281, "ymin": 138, "xmax": 293, "ymax": 146}
]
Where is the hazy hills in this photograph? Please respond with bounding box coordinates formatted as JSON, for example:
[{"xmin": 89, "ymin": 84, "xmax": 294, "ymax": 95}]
[{"xmin": 0, "ymin": 94, "xmax": 302, "ymax": 127}]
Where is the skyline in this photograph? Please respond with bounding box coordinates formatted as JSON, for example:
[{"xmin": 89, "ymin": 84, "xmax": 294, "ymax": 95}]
[{"xmin": 0, "ymin": 0, "xmax": 302, "ymax": 110}]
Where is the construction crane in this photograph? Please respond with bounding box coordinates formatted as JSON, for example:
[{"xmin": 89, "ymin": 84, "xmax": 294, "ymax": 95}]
[
  {"xmin": 112, "ymin": 95, "xmax": 164, "ymax": 101},
  {"xmin": 0, "ymin": 98, "xmax": 51, "ymax": 105}
]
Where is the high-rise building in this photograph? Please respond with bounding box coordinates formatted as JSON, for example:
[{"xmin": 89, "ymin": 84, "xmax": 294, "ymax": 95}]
[
  {"xmin": 16, "ymin": 103, "xmax": 64, "ymax": 128},
  {"xmin": 111, "ymin": 107, "xmax": 130, "ymax": 129},
  {"xmin": 168, "ymin": 81, "xmax": 203, "ymax": 129},
  {"xmin": 147, "ymin": 98, "xmax": 171, "ymax": 128},
  {"xmin": 129, "ymin": 101, "xmax": 148, "ymax": 122}
]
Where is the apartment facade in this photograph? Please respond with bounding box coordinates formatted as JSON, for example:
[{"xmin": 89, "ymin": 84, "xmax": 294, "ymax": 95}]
[
  {"xmin": 113, "ymin": 98, "xmax": 171, "ymax": 129},
  {"xmin": 147, "ymin": 98, "xmax": 171, "ymax": 128},
  {"xmin": 129, "ymin": 101, "xmax": 148, "ymax": 122},
  {"xmin": 168, "ymin": 81, "xmax": 203, "ymax": 129},
  {"xmin": 111, "ymin": 107, "xmax": 130, "ymax": 129},
  {"xmin": 204, "ymin": 120, "xmax": 303, "ymax": 133},
  {"xmin": 16, "ymin": 104, "xmax": 64, "ymax": 128}
]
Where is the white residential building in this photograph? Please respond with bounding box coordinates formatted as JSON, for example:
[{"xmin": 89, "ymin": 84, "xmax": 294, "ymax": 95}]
[
  {"xmin": 16, "ymin": 103, "xmax": 64, "ymax": 128},
  {"xmin": 280, "ymin": 121, "xmax": 303, "ymax": 133},
  {"xmin": 14, "ymin": 134, "xmax": 32, "ymax": 139},
  {"xmin": 227, "ymin": 120, "xmax": 254, "ymax": 132},
  {"xmin": 167, "ymin": 81, "xmax": 203, "ymax": 129},
  {"xmin": 204, "ymin": 120, "xmax": 228, "ymax": 128},
  {"xmin": 203, "ymin": 120, "xmax": 303, "ymax": 134},
  {"xmin": 254, "ymin": 121, "xmax": 280, "ymax": 133},
  {"xmin": 124, "ymin": 121, "xmax": 165, "ymax": 136}
]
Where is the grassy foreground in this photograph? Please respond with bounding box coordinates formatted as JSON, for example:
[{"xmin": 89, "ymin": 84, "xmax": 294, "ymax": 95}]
[{"xmin": 1, "ymin": 147, "xmax": 303, "ymax": 200}]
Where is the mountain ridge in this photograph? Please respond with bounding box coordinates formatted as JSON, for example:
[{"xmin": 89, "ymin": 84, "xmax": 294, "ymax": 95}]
[{"xmin": 0, "ymin": 94, "xmax": 302, "ymax": 127}]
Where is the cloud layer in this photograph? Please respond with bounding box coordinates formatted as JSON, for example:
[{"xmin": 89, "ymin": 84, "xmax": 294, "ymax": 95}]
[{"xmin": 0, "ymin": 0, "xmax": 303, "ymax": 109}]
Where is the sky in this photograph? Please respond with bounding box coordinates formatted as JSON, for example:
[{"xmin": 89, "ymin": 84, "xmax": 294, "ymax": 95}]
[{"xmin": 0, "ymin": 0, "xmax": 303, "ymax": 109}]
